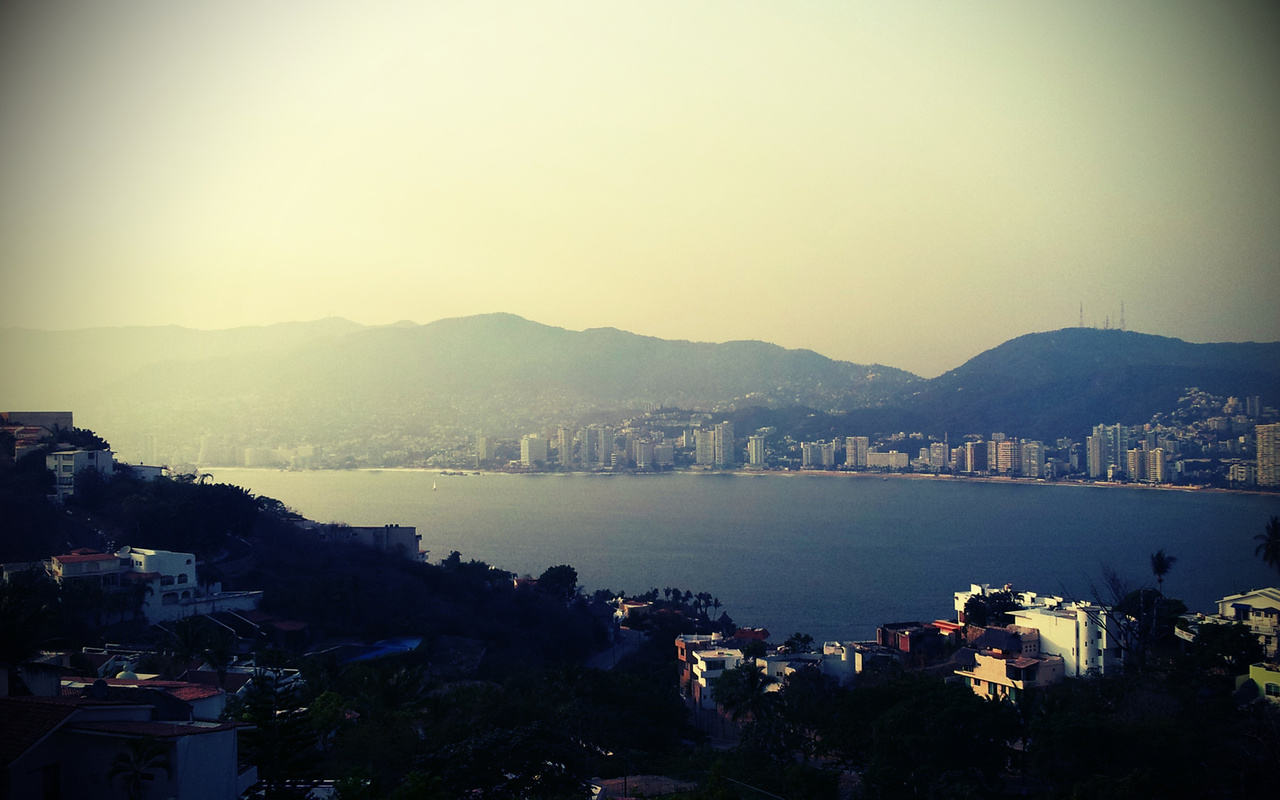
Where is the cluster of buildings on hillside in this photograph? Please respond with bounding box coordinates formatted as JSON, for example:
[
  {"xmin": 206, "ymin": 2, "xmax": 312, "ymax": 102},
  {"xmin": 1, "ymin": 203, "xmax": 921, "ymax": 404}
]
[
  {"xmin": 673, "ymin": 581, "xmax": 1280, "ymax": 723},
  {"xmin": 3, "ymin": 546, "xmax": 266, "ymax": 627}
]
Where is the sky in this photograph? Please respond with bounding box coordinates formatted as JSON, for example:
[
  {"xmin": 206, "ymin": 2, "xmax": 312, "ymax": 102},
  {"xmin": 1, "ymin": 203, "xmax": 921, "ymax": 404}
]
[{"xmin": 1, "ymin": 1, "xmax": 1277, "ymax": 378}]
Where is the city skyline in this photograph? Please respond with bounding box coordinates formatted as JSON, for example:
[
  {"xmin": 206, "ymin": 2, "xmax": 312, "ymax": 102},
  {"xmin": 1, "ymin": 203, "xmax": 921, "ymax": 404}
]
[{"xmin": 2, "ymin": 2, "xmax": 1278, "ymax": 377}]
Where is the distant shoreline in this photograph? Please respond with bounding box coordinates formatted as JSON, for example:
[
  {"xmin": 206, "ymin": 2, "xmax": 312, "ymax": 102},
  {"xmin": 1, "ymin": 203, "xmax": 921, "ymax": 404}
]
[{"xmin": 206, "ymin": 465, "xmax": 1278, "ymax": 498}]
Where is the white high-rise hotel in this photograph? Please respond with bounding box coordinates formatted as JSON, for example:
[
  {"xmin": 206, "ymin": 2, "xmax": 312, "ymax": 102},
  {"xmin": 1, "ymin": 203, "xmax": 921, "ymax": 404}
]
[
  {"xmin": 713, "ymin": 421, "xmax": 735, "ymax": 468},
  {"xmin": 1259, "ymin": 423, "xmax": 1280, "ymax": 487}
]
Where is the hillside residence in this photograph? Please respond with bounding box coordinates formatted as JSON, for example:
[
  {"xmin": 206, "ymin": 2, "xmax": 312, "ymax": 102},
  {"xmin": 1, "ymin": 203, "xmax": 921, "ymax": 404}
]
[
  {"xmin": 45, "ymin": 448, "xmax": 114, "ymax": 501},
  {"xmin": 46, "ymin": 546, "xmax": 263, "ymax": 624},
  {"xmin": 49, "ymin": 550, "xmax": 123, "ymax": 591},
  {"xmin": 688, "ymin": 648, "xmax": 744, "ymax": 710},
  {"xmin": 0, "ymin": 695, "xmax": 255, "ymax": 800},
  {"xmin": 956, "ymin": 583, "xmax": 1123, "ymax": 676},
  {"xmin": 1215, "ymin": 588, "xmax": 1280, "ymax": 659},
  {"xmin": 876, "ymin": 621, "xmax": 948, "ymax": 666},
  {"xmin": 1243, "ymin": 662, "xmax": 1280, "ymax": 705},
  {"xmin": 956, "ymin": 648, "xmax": 1065, "ymax": 703},
  {"xmin": 120, "ymin": 547, "xmax": 263, "ymax": 623}
]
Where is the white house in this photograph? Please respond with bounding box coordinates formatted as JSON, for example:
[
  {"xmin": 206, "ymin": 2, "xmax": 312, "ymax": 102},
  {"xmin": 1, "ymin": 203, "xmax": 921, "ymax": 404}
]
[
  {"xmin": 1215, "ymin": 588, "xmax": 1280, "ymax": 659},
  {"xmin": 116, "ymin": 546, "xmax": 262, "ymax": 623},
  {"xmin": 45, "ymin": 448, "xmax": 114, "ymax": 501},
  {"xmin": 688, "ymin": 648, "xmax": 744, "ymax": 710},
  {"xmin": 1010, "ymin": 604, "xmax": 1123, "ymax": 677},
  {"xmin": 957, "ymin": 583, "xmax": 1124, "ymax": 676}
]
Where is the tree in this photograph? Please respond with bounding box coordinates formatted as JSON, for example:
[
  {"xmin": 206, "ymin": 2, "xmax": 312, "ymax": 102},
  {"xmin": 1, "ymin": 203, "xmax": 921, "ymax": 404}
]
[
  {"xmin": 1150, "ymin": 549, "xmax": 1177, "ymax": 594},
  {"xmin": 0, "ymin": 570, "xmax": 57, "ymax": 694},
  {"xmin": 107, "ymin": 737, "xmax": 171, "ymax": 800},
  {"xmin": 740, "ymin": 640, "xmax": 767, "ymax": 664},
  {"xmin": 1255, "ymin": 516, "xmax": 1280, "ymax": 578},
  {"xmin": 962, "ymin": 589, "xmax": 1020, "ymax": 628},
  {"xmin": 202, "ymin": 630, "xmax": 238, "ymax": 688},
  {"xmin": 536, "ymin": 564, "xmax": 578, "ymax": 603},
  {"xmin": 159, "ymin": 617, "xmax": 208, "ymax": 675},
  {"xmin": 235, "ymin": 668, "xmax": 320, "ymax": 796},
  {"xmin": 784, "ymin": 632, "xmax": 814, "ymax": 654},
  {"xmin": 714, "ymin": 663, "xmax": 778, "ymax": 724}
]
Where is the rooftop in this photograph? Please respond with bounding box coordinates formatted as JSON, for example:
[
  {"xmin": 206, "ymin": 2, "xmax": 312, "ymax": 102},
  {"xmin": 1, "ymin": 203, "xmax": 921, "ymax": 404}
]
[{"xmin": 0, "ymin": 697, "xmax": 79, "ymax": 767}]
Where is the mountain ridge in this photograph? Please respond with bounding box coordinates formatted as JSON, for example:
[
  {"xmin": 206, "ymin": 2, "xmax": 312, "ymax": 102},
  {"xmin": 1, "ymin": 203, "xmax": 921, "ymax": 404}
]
[{"xmin": 2, "ymin": 316, "xmax": 1276, "ymax": 460}]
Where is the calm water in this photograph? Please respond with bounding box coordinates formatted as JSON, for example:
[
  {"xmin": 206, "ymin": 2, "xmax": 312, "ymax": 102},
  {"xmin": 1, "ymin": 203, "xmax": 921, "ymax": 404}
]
[{"xmin": 211, "ymin": 469, "xmax": 1280, "ymax": 644}]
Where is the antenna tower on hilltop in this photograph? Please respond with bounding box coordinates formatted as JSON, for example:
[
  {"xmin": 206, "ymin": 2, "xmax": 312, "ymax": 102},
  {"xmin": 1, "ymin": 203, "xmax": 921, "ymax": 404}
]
[
  {"xmin": 1120, "ymin": 301, "xmax": 1125, "ymax": 331},
  {"xmin": 1079, "ymin": 302, "xmax": 1084, "ymax": 328}
]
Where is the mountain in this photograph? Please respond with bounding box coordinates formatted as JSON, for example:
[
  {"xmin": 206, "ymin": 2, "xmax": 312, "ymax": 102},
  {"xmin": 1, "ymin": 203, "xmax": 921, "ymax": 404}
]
[
  {"xmin": 0, "ymin": 314, "xmax": 919, "ymax": 459},
  {"xmin": 835, "ymin": 328, "xmax": 1280, "ymax": 440},
  {"xmin": 0, "ymin": 317, "xmax": 365, "ymax": 410},
  {"xmin": 3, "ymin": 318, "xmax": 1275, "ymax": 461}
]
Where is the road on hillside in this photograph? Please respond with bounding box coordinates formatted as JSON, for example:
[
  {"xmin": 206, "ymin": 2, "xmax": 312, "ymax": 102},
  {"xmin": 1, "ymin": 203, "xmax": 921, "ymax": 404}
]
[{"xmin": 585, "ymin": 627, "xmax": 644, "ymax": 670}]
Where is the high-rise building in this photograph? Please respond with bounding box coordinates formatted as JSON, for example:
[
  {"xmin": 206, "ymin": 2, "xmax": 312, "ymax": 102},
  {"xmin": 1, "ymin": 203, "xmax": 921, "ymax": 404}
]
[
  {"xmin": 929, "ymin": 442, "xmax": 949, "ymax": 469},
  {"xmin": 521, "ymin": 435, "xmax": 548, "ymax": 466},
  {"xmin": 747, "ymin": 435, "xmax": 766, "ymax": 468},
  {"xmin": 846, "ymin": 436, "xmax": 869, "ymax": 468},
  {"xmin": 581, "ymin": 426, "xmax": 601, "ymax": 466},
  {"xmin": 695, "ymin": 429, "xmax": 715, "ymax": 465},
  {"xmin": 654, "ymin": 443, "xmax": 675, "ymax": 467},
  {"xmin": 964, "ymin": 441, "xmax": 986, "ymax": 474},
  {"xmin": 634, "ymin": 439, "xmax": 655, "ymax": 469},
  {"xmin": 801, "ymin": 441, "xmax": 834, "ymax": 469},
  {"xmin": 1126, "ymin": 448, "xmax": 1146, "ymax": 482},
  {"xmin": 1086, "ymin": 434, "xmax": 1105, "ymax": 478},
  {"xmin": 1147, "ymin": 448, "xmax": 1165, "ymax": 484},
  {"xmin": 1258, "ymin": 423, "xmax": 1280, "ymax": 487},
  {"xmin": 1020, "ymin": 441, "xmax": 1046, "ymax": 478},
  {"xmin": 713, "ymin": 421, "xmax": 735, "ymax": 468},
  {"xmin": 600, "ymin": 427, "xmax": 615, "ymax": 462},
  {"xmin": 556, "ymin": 427, "xmax": 575, "ymax": 465},
  {"xmin": 996, "ymin": 440, "xmax": 1021, "ymax": 475}
]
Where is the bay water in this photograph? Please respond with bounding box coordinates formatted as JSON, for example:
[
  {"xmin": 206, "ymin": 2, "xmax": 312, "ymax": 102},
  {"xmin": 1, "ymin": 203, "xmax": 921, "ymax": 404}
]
[{"xmin": 210, "ymin": 469, "xmax": 1280, "ymax": 645}]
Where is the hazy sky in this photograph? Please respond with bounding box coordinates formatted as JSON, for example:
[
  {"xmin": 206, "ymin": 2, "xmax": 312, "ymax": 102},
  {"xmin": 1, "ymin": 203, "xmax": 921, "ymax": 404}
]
[{"xmin": 2, "ymin": 1, "xmax": 1277, "ymax": 377}]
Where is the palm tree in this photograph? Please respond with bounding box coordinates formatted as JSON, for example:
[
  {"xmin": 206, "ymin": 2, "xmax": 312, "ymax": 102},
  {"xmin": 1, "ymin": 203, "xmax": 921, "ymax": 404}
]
[
  {"xmin": 202, "ymin": 630, "xmax": 237, "ymax": 688},
  {"xmin": 160, "ymin": 617, "xmax": 207, "ymax": 676},
  {"xmin": 1150, "ymin": 549, "xmax": 1177, "ymax": 594},
  {"xmin": 713, "ymin": 663, "xmax": 778, "ymax": 724},
  {"xmin": 107, "ymin": 737, "xmax": 171, "ymax": 800},
  {"xmin": 1255, "ymin": 516, "xmax": 1280, "ymax": 577}
]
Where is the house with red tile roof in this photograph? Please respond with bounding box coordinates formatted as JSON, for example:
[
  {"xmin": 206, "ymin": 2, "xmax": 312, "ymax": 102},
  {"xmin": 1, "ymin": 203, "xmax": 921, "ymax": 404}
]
[{"xmin": 0, "ymin": 694, "xmax": 256, "ymax": 800}]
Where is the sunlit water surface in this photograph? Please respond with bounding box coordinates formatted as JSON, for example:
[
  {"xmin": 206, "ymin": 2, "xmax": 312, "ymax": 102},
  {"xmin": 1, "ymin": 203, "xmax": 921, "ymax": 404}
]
[{"xmin": 210, "ymin": 469, "xmax": 1280, "ymax": 643}]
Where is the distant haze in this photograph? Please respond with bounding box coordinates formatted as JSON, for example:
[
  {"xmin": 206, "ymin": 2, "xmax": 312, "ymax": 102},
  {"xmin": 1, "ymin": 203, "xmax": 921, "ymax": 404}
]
[{"xmin": 2, "ymin": 2, "xmax": 1278, "ymax": 377}]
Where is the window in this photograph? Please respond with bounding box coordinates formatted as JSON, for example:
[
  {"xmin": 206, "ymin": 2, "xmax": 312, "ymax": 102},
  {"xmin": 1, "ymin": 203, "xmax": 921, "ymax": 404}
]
[
  {"xmin": 160, "ymin": 576, "xmax": 174, "ymax": 586},
  {"xmin": 705, "ymin": 659, "xmax": 725, "ymax": 671},
  {"xmin": 177, "ymin": 573, "xmax": 188, "ymax": 583},
  {"xmin": 1266, "ymin": 683, "xmax": 1279, "ymax": 698},
  {"xmin": 162, "ymin": 592, "xmax": 178, "ymax": 605}
]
